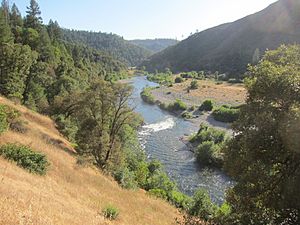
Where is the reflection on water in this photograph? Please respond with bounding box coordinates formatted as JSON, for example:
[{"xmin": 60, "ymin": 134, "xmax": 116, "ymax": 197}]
[{"xmin": 129, "ymin": 76, "xmax": 233, "ymax": 203}]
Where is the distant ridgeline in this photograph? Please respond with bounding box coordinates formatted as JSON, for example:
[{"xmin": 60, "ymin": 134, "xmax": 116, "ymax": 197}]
[
  {"xmin": 62, "ymin": 29, "xmax": 152, "ymax": 66},
  {"xmin": 0, "ymin": 0, "xmax": 128, "ymax": 111},
  {"xmin": 129, "ymin": 39, "xmax": 179, "ymax": 54},
  {"xmin": 142, "ymin": 0, "xmax": 300, "ymax": 77}
]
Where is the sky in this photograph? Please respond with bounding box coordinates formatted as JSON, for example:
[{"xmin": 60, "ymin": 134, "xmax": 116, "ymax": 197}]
[{"xmin": 11, "ymin": 0, "xmax": 278, "ymax": 40}]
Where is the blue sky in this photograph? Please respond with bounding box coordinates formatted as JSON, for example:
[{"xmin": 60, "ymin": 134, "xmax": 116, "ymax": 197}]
[{"xmin": 11, "ymin": 0, "xmax": 277, "ymax": 40}]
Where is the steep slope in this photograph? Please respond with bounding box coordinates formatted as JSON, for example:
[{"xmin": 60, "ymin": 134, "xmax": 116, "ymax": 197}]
[
  {"xmin": 0, "ymin": 96, "xmax": 180, "ymax": 225},
  {"xmin": 142, "ymin": 0, "xmax": 300, "ymax": 75},
  {"xmin": 62, "ymin": 29, "xmax": 152, "ymax": 66},
  {"xmin": 129, "ymin": 39, "xmax": 179, "ymax": 54}
]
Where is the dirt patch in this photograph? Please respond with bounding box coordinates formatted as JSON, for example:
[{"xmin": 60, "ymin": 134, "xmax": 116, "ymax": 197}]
[{"xmin": 151, "ymin": 79, "xmax": 247, "ymax": 108}]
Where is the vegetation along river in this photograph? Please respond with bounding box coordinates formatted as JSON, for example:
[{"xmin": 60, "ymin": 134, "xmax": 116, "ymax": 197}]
[{"xmin": 128, "ymin": 76, "xmax": 233, "ymax": 203}]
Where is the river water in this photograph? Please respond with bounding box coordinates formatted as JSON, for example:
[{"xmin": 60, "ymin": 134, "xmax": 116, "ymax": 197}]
[{"xmin": 128, "ymin": 76, "xmax": 232, "ymax": 203}]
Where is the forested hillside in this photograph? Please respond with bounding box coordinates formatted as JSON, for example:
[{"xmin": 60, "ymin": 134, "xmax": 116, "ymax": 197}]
[
  {"xmin": 0, "ymin": 0, "xmax": 127, "ymax": 112},
  {"xmin": 129, "ymin": 38, "xmax": 178, "ymax": 53},
  {"xmin": 142, "ymin": 0, "xmax": 300, "ymax": 76},
  {"xmin": 62, "ymin": 29, "xmax": 152, "ymax": 66}
]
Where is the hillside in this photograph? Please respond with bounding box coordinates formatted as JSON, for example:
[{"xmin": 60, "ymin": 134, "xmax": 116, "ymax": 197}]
[
  {"xmin": 0, "ymin": 96, "xmax": 180, "ymax": 225},
  {"xmin": 62, "ymin": 29, "xmax": 152, "ymax": 66},
  {"xmin": 142, "ymin": 0, "xmax": 300, "ymax": 75},
  {"xmin": 129, "ymin": 39, "xmax": 178, "ymax": 54}
]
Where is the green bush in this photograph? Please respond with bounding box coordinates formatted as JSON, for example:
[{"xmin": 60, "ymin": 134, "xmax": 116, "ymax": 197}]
[
  {"xmin": 212, "ymin": 105, "xmax": 240, "ymax": 123},
  {"xmin": 0, "ymin": 104, "xmax": 21, "ymax": 134},
  {"xmin": 0, "ymin": 144, "xmax": 49, "ymax": 175},
  {"xmin": 102, "ymin": 205, "xmax": 119, "ymax": 220},
  {"xmin": 199, "ymin": 100, "xmax": 214, "ymax": 111},
  {"xmin": 148, "ymin": 188, "xmax": 168, "ymax": 199},
  {"xmin": 169, "ymin": 190, "xmax": 192, "ymax": 210},
  {"xmin": 113, "ymin": 167, "xmax": 138, "ymax": 190},
  {"xmin": 189, "ymin": 189, "xmax": 218, "ymax": 221},
  {"xmin": 175, "ymin": 76, "xmax": 184, "ymax": 83},
  {"xmin": 195, "ymin": 141, "xmax": 223, "ymax": 167},
  {"xmin": 140, "ymin": 87, "xmax": 156, "ymax": 104},
  {"xmin": 168, "ymin": 99, "xmax": 187, "ymax": 111},
  {"xmin": 190, "ymin": 80, "xmax": 199, "ymax": 89},
  {"xmin": 0, "ymin": 105, "xmax": 8, "ymax": 134},
  {"xmin": 181, "ymin": 111, "xmax": 193, "ymax": 119},
  {"xmin": 190, "ymin": 124, "xmax": 226, "ymax": 144}
]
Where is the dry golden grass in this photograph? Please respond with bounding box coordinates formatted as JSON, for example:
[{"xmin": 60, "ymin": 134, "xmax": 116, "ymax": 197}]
[
  {"xmin": 0, "ymin": 96, "xmax": 180, "ymax": 225},
  {"xmin": 151, "ymin": 79, "xmax": 246, "ymax": 107}
]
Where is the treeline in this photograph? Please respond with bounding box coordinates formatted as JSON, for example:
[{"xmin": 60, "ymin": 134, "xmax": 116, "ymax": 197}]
[
  {"xmin": 0, "ymin": 0, "xmax": 128, "ymax": 112},
  {"xmin": 62, "ymin": 29, "xmax": 152, "ymax": 66}
]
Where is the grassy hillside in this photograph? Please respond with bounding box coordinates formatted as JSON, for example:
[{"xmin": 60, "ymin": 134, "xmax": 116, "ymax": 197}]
[
  {"xmin": 129, "ymin": 39, "xmax": 179, "ymax": 54},
  {"xmin": 0, "ymin": 96, "xmax": 180, "ymax": 225},
  {"xmin": 142, "ymin": 0, "xmax": 300, "ymax": 75},
  {"xmin": 62, "ymin": 29, "xmax": 152, "ymax": 66}
]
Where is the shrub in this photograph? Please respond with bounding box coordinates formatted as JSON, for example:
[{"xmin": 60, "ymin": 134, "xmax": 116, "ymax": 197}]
[
  {"xmin": 148, "ymin": 188, "xmax": 168, "ymax": 199},
  {"xmin": 195, "ymin": 141, "xmax": 223, "ymax": 167},
  {"xmin": 0, "ymin": 144, "xmax": 49, "ymax": 175},
  {"xmin": 113, "ymin": 167, "xmax": 138, "ymax": 190},
  {"xmin": 189, "ymin": 124, "xmax": 226, "ymax": 144},
  {"xmin": 102, "ymin": 205, "xmax": 119, "ymax": 220},
  {"xmin": 175, "ymin": 76, "xmax": 184, "ymax": 83},
  {"xmin": 169, "ymin": 190, "xmax": 192, "ymax": 210},
  {"xmin": 199, "ymin": 100, "xmax": 214, "ymax": 111},
  {"xmin": 190, "ymin": 80, "xmax": 199, "ymax": 90},
  {"xmin": 181, "ymin": 111, "xmax": 193, "ymax": 119},
  {"xmin": 0, "ymin": 105, "xmax": 8, "ymax": 134},
  {"xmin": 140, "ymin": 87, "xmax": 156, "ymax": 104},
  {"xmin": 212, "ymin": 105, "xmax": 240, "ymax": 123},
  {"xmin": 168, "ymin": 99, "xmax": 187, "ymax": 111},
  {"xmin": 0, "ymin": 104, "xmax": 21, "ymax": 134},
  {"xmin": 189, "ymin": 189, "xmax": 218, "ymax": 221}
]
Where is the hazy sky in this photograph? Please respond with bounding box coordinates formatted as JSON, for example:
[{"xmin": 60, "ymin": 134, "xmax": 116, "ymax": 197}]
[{"xmin": 11, "ymin": 0, "xmax": 278, "ymax": 40}]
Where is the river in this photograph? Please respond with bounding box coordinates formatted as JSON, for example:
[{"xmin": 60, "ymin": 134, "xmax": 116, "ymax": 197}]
[{"xmin": 127, "ymin": 76, "xmax": 233, "ymax": 203}]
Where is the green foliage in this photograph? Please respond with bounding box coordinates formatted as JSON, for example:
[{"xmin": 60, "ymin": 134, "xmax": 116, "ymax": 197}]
[
  {"xmin": 175, "ymin": 76, "xmax": 184, "ymax": 83},
  {"xmin": 140, "ymin": 87, "xmax": 156, "ymax": 104},
  {"xmin": 224, "ymin": 45, "xmax": 300, "ymax": 224},
  {"xmin": 180, "ymin": 71, "xmax": 204, "ymax": 80},
  {"xmin": 212, "ymin": 105, "xmax": 240, "ymax": 123},
  {"xmin": 62, "ymin": 29, "xmax": 151, "ymax": 66},
  {"xmin": 190, "ymin": 80, "xmax": 199, "ymax": 90},
  {"xmin": 0, "ymin": 104, "xmax": 21, "ymax": 134},
  {"xmin": 199, "ymin": 100, "xmax": 214, "ymax": 111},
  {"xmin": 181, "ymin": 111, "xmax": 193, "ymax": 119},
  {"xmin": 114, "ymin": 167, "xmax": 138, "ymax": 190},
  {"xmin": 147, "ymin": 72, "xmax": 173, "ymax": 86},
  {"xmin": 188, "ymin": 189, "xmax": 217, "ymax": 221},
  {"xmin": 0, "ymin": 143, "xmax": 49, "ymax": 175},
  {"xmin": 169, "ymin": 190, "xmax": 192, "ymax": 210},
  {"xmin": 0, "ymin": 104, "xmax": 8, "ymax": 134},
  {"xmin": 195, "ymin": 141, "xmax": 223, "ymax": 167},
  {"xmin": 190, "ymin": 124, "xmax": 226, "ymax": 144},
  {"xmin": 148, "ymin": 188, "xmax": 168, "ymax": 199},
  {"xmin": 102, "ymin": 205, "xmax": 119, "ymax": 220},
  {"xmin": 168, "ymin": 99, "xmax": 187, "ymax": 111}
]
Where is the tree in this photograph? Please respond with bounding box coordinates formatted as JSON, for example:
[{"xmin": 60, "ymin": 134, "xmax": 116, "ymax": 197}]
[
  {"xmin": 224, "ymin": 45, "xmax": 300, "ymax": 224},
  {"xmin": 0, "ymin": 8, "xmax": 13, "ymax": 44},
  {"xmin": 10, "ymin": 3, "xmax": 23, "ymax": 43},
  {"xmin": 1, "ymin": 0, "xmax": 10, "ymax": 23},
  {"xmin": 75, "ymin": 80, "xmax": 134, "ymax": 168},
  {"xmin": 24, "ymin": 0, "xmax": 42, "ymax": 30},
  {"xmin": 0, "ymin": 43, "xmax": 37, "ymax": 100},
  {"xmin": 47, "ymin": 19, "xmax": 61, "ymax": 42}
]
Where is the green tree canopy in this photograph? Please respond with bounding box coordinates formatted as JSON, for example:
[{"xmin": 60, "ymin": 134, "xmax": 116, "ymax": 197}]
[
  {"xmin": 224, "ymin": 45, "xmax": 300, "ymax": 224},
  {"xmin": 25, "ymin": 0, "xmax": 42, "ymax": 30}
]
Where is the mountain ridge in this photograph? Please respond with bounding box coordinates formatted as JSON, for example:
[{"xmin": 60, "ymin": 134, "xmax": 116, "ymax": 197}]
[{"xmin": 142, "ymin": 0, "xmax": 300, "ymax": 75}]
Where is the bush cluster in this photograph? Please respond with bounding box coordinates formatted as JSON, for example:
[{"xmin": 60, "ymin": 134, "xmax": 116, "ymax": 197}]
[
  {"xmin": 190, "ymin": 80, "xmax": 199, "ymax": 90},
  {"xmin": 168, "ymin": 99, "xmax": 187, "ymax": 111},
  {"xmin": 212, "ymin": 105, "xmax": 240, "ymax": 123},
  {"xmin": 147, "ymin": 72, "xmax": 173, "ymax": 86},
  {"xmin": 199, "ymin": 100, "xmax": 214, "ymax": 111},
  {"xmin": 140, "ymin": 87, "xmax": 156, "ymax": 104},
  {"xmin": 0, "ymin": 104, "xmax": 21, "ymax": 134},
  {"xmin": 189, "ymin": 124, "xmax": 226, "ymax": 167},
  {"xmin": 175, "ymin": 76, "xmax": 184, "ymax": 83},
  {"xmin": 0, "ymin": 144, "xmax": 49, "ymax": 175},
  {"xmin": 102, "ymin": 205, "xmax": 119, "ymax": 220}
]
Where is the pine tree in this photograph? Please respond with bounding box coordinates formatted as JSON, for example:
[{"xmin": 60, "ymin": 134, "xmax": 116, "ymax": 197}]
[
  {"xmin": 25, "ymin": 0, "xmax": 42, "ymax": 30},
  {"xmin": 0, "ymin": 8, "xmax": 13, "ymax": 44},
  {"xmin": 1, "ymin": 0, "xmax": 10, "ymax": 24},
  {"xmin": 10, "ymin": 3, "xmax": 23, "ymax": 43},
  {"xmin": 47, "ymin": 19, "xmax": 61, "ymax": 42}
]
